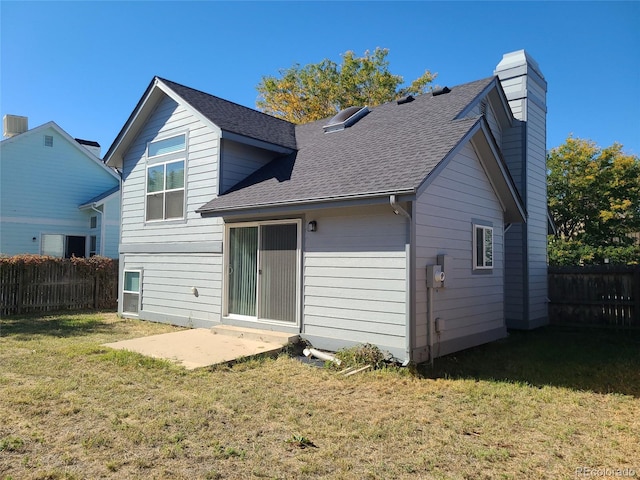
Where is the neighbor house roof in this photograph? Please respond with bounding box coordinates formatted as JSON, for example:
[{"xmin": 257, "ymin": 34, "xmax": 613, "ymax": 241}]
[
  {"xmin": 197, "ymin": 77, "xmax": 515, "ymax": 215},
  {"xmin": 79, "ymin": 185, "xmax": 120, "ymax": 209},
  {"xmin": 1, "ymin": 121, "xmax": 119, "ymax": 180}
]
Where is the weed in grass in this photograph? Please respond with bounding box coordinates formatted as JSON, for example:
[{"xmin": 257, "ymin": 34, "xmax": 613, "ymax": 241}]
[
  {"xmin": 211, "ymin": 442, "xmax": 246, "ymax": 459},
  {"xmin": 285, "ymin": 434, "xmax": 317, "ymax": 449},
  {"xmin": 205, "ymin": 470, "xmax": 223, "ymax": 480},
  {"xmin": 81, "ymin": 434, "xmax": 111, "ymax": 450},
  {"xmin": 0, "ymin": 435, "xmax": 24, "ymax": 452}
]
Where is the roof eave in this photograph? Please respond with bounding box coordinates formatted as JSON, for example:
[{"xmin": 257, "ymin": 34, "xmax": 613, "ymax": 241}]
[{"xmin": 197, "ymin": 189, "xmax": 416, "ymax": 217}]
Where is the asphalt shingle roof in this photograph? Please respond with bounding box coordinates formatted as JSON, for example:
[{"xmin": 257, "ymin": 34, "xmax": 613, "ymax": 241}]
[
  {"xmin": 159, "ymin": 78, "xmax": 297, "ymax": 151},
  {"xmin": 195, "ymin": 76, "xmax": 496, "ymax": 214}
]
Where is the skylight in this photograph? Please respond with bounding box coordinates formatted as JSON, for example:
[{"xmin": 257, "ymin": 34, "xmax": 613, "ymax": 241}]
[{"xmin": 322, "ymin": 106, "xmax": 369, "ymax": 133}]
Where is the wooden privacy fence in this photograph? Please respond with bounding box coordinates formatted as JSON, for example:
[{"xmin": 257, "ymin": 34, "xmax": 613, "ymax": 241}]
[
  {"xmin": 0, "ymin": 256, "xmax": 118, "ymax": 317},
  {"xmin": 548, "ymin": 265, "xmax": 640, "ymax": 328}
]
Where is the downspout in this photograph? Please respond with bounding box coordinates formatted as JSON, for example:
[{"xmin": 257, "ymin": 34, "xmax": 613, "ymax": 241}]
[
  {"xmin": 427, "ymin": 285, "xmax": 434, "ymax": 366},
  {"xmin": 390, "ymin": 195, "xmax": 413, "ymax": 366},
  {"xmin": 390, "ymin": 195, "xmax": 410, "ymax": 220},
  {"xmin": 89, "ymin": 205, "xmax": 104, "ymax": 256}
]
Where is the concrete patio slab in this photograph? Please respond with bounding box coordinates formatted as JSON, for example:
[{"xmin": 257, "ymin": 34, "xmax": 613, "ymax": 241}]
[{"xmin": 103, "ymin": 326, "xmax": 299, "ymax": 370}]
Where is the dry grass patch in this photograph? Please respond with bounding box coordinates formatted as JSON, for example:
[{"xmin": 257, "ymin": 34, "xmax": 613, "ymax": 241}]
[{"xmin": 1, "ymin": 312, "xmax": 639, "ymax": 479}]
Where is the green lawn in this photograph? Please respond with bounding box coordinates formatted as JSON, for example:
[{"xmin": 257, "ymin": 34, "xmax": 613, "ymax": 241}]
[{"xmin": 1, "ymin": 312, "xmax": 638, "ymax": 479}]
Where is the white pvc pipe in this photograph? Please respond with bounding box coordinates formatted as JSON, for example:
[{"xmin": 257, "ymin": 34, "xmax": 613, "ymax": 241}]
[{"xmin": 303, "ymin": 347, "xmax": 342, "ymax": 366}]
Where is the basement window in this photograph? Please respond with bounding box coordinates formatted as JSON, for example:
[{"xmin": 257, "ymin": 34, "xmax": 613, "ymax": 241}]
[{"xmin": 123, "ymin": 270, "xmax": 141, "ymax": 315}]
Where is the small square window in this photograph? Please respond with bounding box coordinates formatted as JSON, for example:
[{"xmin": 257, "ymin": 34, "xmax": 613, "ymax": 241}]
[
  {"xmin": 44, "ymin": 135, "xmax": 53, "ymax": 147},
  {"xmin": 473, "ymin": 224, "xmax": 493, "ymax": 270}
]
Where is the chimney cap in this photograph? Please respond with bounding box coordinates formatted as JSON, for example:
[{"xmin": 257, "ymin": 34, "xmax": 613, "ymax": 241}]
[
  {"xmin": 494, "ymin": 49, "xmax": 544, "ymax": 79},
  {"xmin": 75, "ymin": 138, "xmax": 100, "ymax": 148}
]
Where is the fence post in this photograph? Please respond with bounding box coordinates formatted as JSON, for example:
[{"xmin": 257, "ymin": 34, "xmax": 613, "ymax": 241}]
[
  {"xmin": 634, "ymin": 265, "xmax": 640, "ymax": 325},
  {"xmin": 94, "ymin": 274, "xmax": 99, "ymax": 310},
  {"xmin": 17, "ymin": 265, "xmax": 24, "ymax": 315}
]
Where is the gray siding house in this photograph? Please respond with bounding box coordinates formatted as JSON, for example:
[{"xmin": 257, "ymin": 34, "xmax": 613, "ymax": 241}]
[{"xmin": 105, "ymin": 50, "xmax": 547, "ymax": 364}]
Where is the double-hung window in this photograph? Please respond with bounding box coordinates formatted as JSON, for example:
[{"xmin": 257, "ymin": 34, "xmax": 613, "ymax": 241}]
[
  {"xmin": 146, "ymin": 134, "xmax": 186, "ymax": 222},
  {"xmin": 473, "ymin": 224, "xmax": 494, "ymax": 270}
]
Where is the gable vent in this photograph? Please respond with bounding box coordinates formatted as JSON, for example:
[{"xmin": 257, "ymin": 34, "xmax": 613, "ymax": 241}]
[{"xmin": 323, "ymin": 106, "xmax": 369, "ymax": 133}]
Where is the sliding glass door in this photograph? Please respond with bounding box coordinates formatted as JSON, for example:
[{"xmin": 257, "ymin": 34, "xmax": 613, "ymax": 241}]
[
  {"xmin": 228, "ymin": 226, "xmax": 258, "ymax": 317},
  {"xmin": 227, "ymin": 221, "xmax": 299, "ymax": 324}
]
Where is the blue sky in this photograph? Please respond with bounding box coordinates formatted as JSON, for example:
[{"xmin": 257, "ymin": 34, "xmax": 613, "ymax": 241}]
[{"xmin": 1, "ymin": 1, "xmax": 639, "ymax": 156}]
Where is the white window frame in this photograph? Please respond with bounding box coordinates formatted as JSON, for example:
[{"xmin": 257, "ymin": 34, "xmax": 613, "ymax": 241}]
[
  {"xmin": 473, "ymin": 224, "xmax": 494, "ymax": 270},
  {"xmin": 145, "ymin": 133, "xmax": 187, "ymax": 223},
  {"xmin": 223, "ymin": 219, "xmax": 302, "ymax": 326},
  {"xmin": 90, "ymin": 215, "xmax": 97, "ymax": 229},
  {"xmin": 122, "ymin": 269, "xmax": 142, "ymax": 316}
]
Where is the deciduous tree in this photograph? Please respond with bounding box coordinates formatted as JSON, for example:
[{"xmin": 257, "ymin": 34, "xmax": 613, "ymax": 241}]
[
  {"xmin": 256, "ymin": 48, "xmax": 435, "ymax": 123},
  {"xmin": 547, "ymin": 136, "xmax": 640, "ymax": 265}
]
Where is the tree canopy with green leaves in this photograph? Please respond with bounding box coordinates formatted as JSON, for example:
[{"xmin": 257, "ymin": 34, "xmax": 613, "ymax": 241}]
[
  {"xmin": 547, "ymin": 136, "xmax": 640, "ymax": 265},
  {"xmin": 256, "ymin": 48, "xmax": 436, "ymax": 124}
]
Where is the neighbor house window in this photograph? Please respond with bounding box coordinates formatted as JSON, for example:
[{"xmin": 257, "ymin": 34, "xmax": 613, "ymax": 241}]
[
  {"xmin": 473, "ymin": 224, "xmax": 493, "ymax": 270},
  {"xmin": 89, "ymin": 235, "xmax": 97, "ymax": 256},
  {"xmin": 44, "ymin": 135, "xmax": 53, "ymax": 147},
  {"xmin": 41, "ymin": 234, "xmax": 87, "ymax": 258},
  {"xmin": 123, "ymin": 270, "xmax": 141, "ymax": 315},
  {"xmin": 145, "ymin": 134, "xmax": 186, "ymax": 222},
  {"xmin": 90, "ymin": 216, "xmax": 97, "ymax": 229},
  {"xmin": 42, "ymin": 234, "xmax": 64, "ymax": 257}
]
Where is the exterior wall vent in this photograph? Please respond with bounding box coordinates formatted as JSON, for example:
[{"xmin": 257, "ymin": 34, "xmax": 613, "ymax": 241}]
[
  {"xmin": 3, "ymin": 114, "xmax": 28, "ymax": 138},
  {"xmin": 323, "ymin": 106, "xmax": 369, "ymax": 133}
]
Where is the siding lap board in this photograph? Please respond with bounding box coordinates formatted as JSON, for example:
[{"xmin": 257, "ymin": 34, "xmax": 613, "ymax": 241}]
[
  {"xmin": 303, "ymin": 206, "xmax": 408, "ymax": 351},
  {"xmin": 415, "ymin": 142, "xmax": 506, "ymax": 357}
]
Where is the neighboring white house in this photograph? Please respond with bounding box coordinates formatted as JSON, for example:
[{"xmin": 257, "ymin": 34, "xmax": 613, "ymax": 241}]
[
  {"xmin": 0, "ymin": 117, "xmax": 120, "ymax": 258},
  {"xmin": 105, "ymin": 50, "xmax": 547, "ymax": 364}
]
